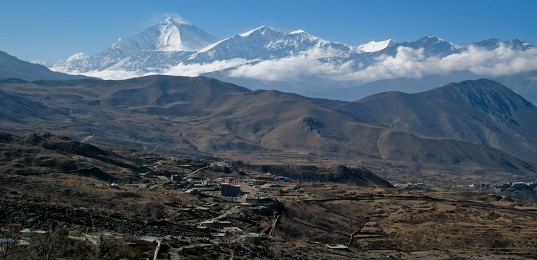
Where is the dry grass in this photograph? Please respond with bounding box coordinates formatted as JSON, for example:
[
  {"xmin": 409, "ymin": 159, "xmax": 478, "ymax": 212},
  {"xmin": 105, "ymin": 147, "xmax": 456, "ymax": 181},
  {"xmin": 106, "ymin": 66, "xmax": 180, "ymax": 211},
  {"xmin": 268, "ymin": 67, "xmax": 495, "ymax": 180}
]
[{"xmin": 270, "ymin": 186, "xmax": 537, "ymax": 258}]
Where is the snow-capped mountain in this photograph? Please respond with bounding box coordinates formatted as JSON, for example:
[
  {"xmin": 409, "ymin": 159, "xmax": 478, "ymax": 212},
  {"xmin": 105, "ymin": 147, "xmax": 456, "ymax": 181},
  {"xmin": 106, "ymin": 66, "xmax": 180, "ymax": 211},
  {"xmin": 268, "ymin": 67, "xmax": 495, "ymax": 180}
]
[
  {"xmin": 471, "ymin": 38, "xmax": 532, "ymax": 50},
  {"xmin": 190, "ymin": 26, "xmax": 351, "ymax": 62},
  {"xmin": 51, "ymin": 16, "xmax": 537, "ymax": 102},
  {"xmin": 112, "ymin": 17, "xmax": 218, "ymax": 54},
  {"xmin": 53, "ymin": 20, "xmax": 355, "ymax": 73},
  {"xmin": 53, "ymin": 16, "xmax": 218, "ymax": 72},
  {"xmin": 375, "ymin": 35, "xmax": 463, "ymax": 57}
]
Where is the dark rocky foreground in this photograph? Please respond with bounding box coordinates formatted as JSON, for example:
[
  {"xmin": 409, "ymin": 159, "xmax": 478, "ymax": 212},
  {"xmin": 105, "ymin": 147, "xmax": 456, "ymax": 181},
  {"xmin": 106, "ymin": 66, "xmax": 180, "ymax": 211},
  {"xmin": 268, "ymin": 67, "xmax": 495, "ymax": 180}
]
[
  {"xmin": 1, "ymin": 132, "xmax": 537, "ymax": 259},
  {"xmin": 0, "ymin": 200, "xmax": 208, "ymax": 237}
]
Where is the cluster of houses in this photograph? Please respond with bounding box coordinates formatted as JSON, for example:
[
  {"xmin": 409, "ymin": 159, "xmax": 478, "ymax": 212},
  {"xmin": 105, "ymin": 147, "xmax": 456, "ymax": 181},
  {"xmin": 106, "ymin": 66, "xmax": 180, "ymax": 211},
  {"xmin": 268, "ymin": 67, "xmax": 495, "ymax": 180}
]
[
  {"xmin": 196, "ymin": 218, "xmax": 268, "ymax": 243},
  {"xmin": 0, "ymin": 224, "xmax": 50, "ymax": 248},
  {"xmin": 462, "ymin": 181, "xmax": 537, "ymax": 190},
  {"xmin": 194, "ymin": 195, "xmax": 280, "ymax": 242},
  {"xmin": 179, "ymin": 171, "xmax": 299, "ymax": 200}
]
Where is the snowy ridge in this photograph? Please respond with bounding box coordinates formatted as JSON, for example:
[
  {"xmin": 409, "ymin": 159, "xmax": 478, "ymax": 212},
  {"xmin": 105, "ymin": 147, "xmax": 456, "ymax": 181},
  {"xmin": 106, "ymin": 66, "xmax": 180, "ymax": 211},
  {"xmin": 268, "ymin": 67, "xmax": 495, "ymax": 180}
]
[
  {"xmin": 240, "ymin": 26, "xmax": 269, "ymax": 37},
  {"xmin": 188, "ymin": 26, "xmax": 350, "ymax": 62}
]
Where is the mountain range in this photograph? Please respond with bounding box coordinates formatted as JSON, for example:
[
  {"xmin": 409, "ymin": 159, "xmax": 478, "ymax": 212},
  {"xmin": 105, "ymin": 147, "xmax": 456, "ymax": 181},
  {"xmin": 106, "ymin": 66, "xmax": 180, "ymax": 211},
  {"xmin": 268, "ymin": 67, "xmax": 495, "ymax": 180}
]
[
  {"xmin": 0, "ymin": 75, "xmax": 535, "ymax": 183},
  {"xmin": 46, "ymin": 16, "xmax": 537, "ymax": 104}
]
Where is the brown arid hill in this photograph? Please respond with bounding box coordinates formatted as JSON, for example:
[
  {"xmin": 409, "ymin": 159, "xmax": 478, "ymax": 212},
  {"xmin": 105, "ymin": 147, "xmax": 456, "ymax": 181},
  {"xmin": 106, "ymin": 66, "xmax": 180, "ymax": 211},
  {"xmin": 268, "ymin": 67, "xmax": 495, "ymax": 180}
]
[
  {"xmin": 239, "ymin": 164, "xmax": 393, "ymax": 187},
  {"xmin": 328, "ymin": 79, "xmax": 537, "ymax": 164},
  {"xmin": 0, "ymin": 132, "xmax": 145, "ymax": 181},
  {"xmin": 0, "ymin": 131, "xmax": 391, "ymax": 188},
  {"xmin": 0, "ymin": 75, "xmax": 535, "ymax": 183}
]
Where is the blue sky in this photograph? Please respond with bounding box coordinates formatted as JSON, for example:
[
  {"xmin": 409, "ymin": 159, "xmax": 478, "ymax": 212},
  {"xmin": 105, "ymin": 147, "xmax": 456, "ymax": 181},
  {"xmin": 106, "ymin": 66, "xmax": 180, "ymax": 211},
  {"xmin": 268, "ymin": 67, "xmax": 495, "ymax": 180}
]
[{"xmin": 1, "ymin": 0, "xmax": 536, "ymax": 62}]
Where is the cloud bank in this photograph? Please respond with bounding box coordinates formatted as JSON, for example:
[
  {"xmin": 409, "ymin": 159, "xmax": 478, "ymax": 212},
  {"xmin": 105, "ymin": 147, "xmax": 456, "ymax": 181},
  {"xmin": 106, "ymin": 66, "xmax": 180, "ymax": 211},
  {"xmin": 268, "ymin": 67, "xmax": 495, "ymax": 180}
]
[
  {"xmin": 75, "ymin": 44, "xmax": 537, "ymax": 83},
  {"xmin": 81, "ymin": 58, "xmax": 252, "ymax": 80},
  {"xmin": 228, "ymin": 45, "xmax": 537, "ymax": 82}
]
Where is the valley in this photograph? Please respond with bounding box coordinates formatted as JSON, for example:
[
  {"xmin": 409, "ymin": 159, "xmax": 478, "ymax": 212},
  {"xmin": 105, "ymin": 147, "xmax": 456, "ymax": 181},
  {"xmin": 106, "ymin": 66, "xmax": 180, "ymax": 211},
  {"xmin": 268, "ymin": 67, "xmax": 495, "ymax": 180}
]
[
  {"xmin": 1, "ymin": 132, "xmax": 537, "ymax": 259},
  {"xmin": 2, "ymin": 3, "xmax": 537, "ymax": 259},
  {"xmin": 1, "ymin": 74, "xmax": 536, "ymax": 259}
]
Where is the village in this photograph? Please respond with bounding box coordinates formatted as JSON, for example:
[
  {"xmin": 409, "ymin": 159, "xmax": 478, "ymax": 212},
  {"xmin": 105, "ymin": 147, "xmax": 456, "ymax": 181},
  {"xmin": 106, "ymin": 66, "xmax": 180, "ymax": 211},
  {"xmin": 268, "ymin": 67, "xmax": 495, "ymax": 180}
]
[
  {"xmin": 2, "ymin": 153, "xmax": 537, "ymax": 259},
  {"xmin": 0, "ymin": 158, "xmax": 332, "ymax": 259}
]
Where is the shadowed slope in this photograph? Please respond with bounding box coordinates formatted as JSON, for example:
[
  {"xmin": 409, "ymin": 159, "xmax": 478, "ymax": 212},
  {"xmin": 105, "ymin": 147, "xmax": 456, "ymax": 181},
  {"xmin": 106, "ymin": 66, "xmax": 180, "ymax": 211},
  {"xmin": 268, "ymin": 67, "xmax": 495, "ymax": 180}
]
[{"xmin": 333, "ymin": 79, "xmax": 537, "ymax": 163}]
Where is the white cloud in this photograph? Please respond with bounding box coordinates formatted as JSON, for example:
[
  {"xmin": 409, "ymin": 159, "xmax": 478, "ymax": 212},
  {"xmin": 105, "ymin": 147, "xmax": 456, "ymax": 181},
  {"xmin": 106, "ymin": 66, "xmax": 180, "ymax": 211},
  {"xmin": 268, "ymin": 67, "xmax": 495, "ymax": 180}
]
[
  {"xmin": 437, "ymin": 45, "xmax": 537, "ymax": 76},
  {"xmin": 228, "ymin": 46, "xmax": 353, "ymax": 81},
  {"xmin": 78, "ymin": 59, "xmax": 252, "ymax": 80},
  {"xmin": 162, "ymin": 59, "xmax": 251, "ymax": 76},
  {"xmin": 81, "ymin": 69, "xmax": 152, "ymax": 80},
  {"xmin": 228, "ymin": 45, "xmax": 537, "ymax": 82},
  {"xmin": 228, "ymin": 57, "xmax": 344, "ymax": 81}
]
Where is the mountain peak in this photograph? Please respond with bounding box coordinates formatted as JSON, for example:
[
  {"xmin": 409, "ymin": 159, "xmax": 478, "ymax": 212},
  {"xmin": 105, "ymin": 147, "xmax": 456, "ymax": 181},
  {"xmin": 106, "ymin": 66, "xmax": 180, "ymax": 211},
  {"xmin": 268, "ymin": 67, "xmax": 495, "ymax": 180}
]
[
  {"xmin": 445, "ymin": 79, "xmax": 519, "ymax": 94},
  {"xmin": 239, "ymin": 26, "xmax": 280, "ymax": 37},
  {"xmin": 418, "ymin": 35, "xmax": 447, "ymax": 43},
  {"xmin": 471, "ymin": 38, "xmax": 532, "ymax": 51},
  {"xmin": 164, "ymin": 16, "xmax": 191, "ymax": 25},
  {"xmin": 431, "ymin": 79, "xmax": 534, "ymax": 112},
  {"xmin": 403, "ymin": 35, "xmax": 459, "ymax": 55},
  {"xmin": 109, "ymin": 16, "xmax": 218, "ymax": 53}
]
